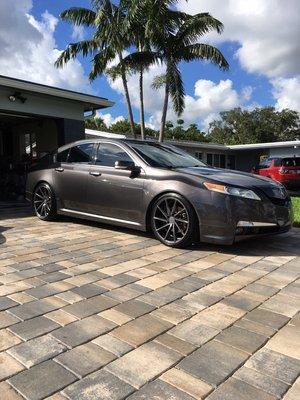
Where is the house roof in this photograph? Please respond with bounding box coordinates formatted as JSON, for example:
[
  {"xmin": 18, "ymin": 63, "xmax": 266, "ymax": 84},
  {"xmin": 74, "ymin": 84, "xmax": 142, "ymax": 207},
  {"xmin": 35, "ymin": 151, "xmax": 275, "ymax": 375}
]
[
  {"xmin": 0, "ymin": 75, "xmax": 114, "ymax": 112},
  {"xmin": 167, "ymin": 139, "xmax": 300, "ymax": 152},
  {"xmin": 228, "ymin": 140, "xmax": 300, "ymax": 150}
]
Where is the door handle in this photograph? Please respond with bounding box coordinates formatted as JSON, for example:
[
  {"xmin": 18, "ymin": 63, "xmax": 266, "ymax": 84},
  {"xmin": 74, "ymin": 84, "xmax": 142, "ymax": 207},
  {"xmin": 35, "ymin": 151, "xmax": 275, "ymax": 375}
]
[
  {"xmin": 89, "ymin": 171, "xmax": 101, "ymax": 177},
  {"xmin": 55, "ymin": 167, "xmax": 64, "ymax": 172}
]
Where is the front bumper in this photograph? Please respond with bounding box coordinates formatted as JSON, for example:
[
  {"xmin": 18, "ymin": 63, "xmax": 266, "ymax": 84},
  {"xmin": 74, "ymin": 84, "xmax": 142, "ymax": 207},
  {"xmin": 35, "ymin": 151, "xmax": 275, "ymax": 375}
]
[{"xmin": 195, "ymin": 191, "xmax": 293, "ymax": 245}]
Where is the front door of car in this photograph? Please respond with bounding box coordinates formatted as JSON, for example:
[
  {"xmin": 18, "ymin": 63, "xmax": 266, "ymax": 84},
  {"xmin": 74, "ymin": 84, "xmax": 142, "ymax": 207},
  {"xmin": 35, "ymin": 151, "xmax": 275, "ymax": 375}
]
[
  {"xmin": 86, "ymin": 142, "xmax": 145, "ymax": 224},
  {"xmin": 53, "ymin": 142, "xmax": 95, "ymax": 211}
]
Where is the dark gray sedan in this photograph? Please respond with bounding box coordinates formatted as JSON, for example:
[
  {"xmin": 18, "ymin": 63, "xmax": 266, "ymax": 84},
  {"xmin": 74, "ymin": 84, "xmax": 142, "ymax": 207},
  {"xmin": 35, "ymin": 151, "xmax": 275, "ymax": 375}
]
[{"xmin": 26, "ymin": 139, "xmax": 293, "ymax": 248}]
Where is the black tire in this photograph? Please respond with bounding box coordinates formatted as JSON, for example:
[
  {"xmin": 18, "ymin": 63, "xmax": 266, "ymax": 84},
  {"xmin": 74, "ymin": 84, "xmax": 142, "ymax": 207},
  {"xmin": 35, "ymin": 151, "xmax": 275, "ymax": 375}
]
[
  {"xmin": 150, "ymin": 193, "xmax": 198, "ymax": 248},
  {"xmin": 33, "ymin": 182, "xmax": 57, "ymax": 221}
]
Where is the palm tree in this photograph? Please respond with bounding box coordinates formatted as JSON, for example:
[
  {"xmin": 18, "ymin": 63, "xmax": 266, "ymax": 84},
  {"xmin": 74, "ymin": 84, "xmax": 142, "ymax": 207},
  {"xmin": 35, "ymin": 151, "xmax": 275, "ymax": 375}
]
[
  {"xmin": 108, "ymin": 0, "xmax": 188, "ymax": 140},
  {"xmin": 116, "ymin": 11, "xmax": 229, "ymax": 142},
  {"xmin": 55, "ymin": 0, "xmax": 136, "ymax": 137}
]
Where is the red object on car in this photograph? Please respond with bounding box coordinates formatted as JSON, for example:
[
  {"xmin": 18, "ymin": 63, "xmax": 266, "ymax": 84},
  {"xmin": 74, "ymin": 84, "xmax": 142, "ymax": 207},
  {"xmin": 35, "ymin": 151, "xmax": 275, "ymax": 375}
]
[{"xmin": 252, "ymin": 157, "xmax": 300, "ymax": 188}]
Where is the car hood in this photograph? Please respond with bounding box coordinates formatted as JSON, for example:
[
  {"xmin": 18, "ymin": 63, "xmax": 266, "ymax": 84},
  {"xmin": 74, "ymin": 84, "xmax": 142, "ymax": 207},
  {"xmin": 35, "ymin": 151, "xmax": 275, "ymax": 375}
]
[{"xmin": 176, "ymin": 166, "xmax": 287, "ymax": 199}]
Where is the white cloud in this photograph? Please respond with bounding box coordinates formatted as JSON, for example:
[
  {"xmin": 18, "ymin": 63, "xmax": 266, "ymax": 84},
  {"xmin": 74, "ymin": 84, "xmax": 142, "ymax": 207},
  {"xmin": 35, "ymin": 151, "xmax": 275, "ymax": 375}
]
[
  {"xmin": 177, "ymin": 0, "xmax": 300, "ymax": 78},
  {"xmin": 0, "ymin": 0, "xmax": 90, "ymax": 92},
  {"xmin": 272, "ymin": 76, "xmax": 300, "ymax": 112},
  {"xmin": 72, "ymin": 25, "xmax": 85, "ymax": 41},
  {"xmin": 96, "ymin": 111, "xmax": 125, "ymax": 126},
  {"xmin": 149, "ymin": 79, "xmax": 250, "ymax": 129}
]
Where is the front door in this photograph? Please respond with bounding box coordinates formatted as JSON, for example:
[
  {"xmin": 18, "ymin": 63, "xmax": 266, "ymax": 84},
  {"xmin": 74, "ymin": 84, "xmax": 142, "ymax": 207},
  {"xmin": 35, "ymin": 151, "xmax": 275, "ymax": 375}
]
[
  {"xmin": 54, "ymin": 142, "xmax": 94, "ymax": 211},
  {"xmin": 87, "ymin": 142, "xmax": 145, "ymax": 225}
]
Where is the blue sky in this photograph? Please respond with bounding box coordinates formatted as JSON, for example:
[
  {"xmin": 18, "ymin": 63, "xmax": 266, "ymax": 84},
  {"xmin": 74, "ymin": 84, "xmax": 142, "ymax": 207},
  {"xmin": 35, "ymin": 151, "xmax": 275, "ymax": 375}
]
[{"xmin": 0, "ymin": 0, "xmax": 299, "ymax": 130}]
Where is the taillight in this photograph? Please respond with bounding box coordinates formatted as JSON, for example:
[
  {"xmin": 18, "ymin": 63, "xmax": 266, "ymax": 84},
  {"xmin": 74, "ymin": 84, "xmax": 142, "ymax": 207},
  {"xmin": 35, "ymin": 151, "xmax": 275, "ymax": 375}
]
[{"xmin": 279, "ymin": 167, "xmax": 290, "ymax": 174}]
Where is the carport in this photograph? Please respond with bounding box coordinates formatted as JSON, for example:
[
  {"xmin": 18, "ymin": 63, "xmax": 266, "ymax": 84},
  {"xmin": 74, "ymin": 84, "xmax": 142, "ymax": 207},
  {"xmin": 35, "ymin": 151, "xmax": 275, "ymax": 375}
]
[{"xmin": 0, "ymin": 75, "xmax": 113, "ymax": 200}]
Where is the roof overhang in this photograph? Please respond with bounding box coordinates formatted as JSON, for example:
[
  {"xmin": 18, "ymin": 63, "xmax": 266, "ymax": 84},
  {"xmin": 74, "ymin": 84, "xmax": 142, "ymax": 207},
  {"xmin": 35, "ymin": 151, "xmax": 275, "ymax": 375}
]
[
  {"xmin": 0, "ymin": 75, "xmax": 114, "ymax": 112},
  {"xmin": 228, "ymin": 140, "xmax": 300, "ymax": 151}
]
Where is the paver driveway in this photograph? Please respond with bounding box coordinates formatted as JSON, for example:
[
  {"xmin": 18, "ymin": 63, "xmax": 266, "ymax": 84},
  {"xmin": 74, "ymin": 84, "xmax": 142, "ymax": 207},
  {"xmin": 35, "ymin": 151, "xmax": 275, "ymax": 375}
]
[{"xmin": 0, "ymin": 207, "xmax": 299, "ymax": 400}]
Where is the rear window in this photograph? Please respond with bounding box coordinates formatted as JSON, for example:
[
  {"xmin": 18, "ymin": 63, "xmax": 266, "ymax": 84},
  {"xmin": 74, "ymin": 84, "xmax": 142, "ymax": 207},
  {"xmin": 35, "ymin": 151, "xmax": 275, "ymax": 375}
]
[{"xmin": 281, "ymin": 158, "xmax": 300, "ymax": 167}]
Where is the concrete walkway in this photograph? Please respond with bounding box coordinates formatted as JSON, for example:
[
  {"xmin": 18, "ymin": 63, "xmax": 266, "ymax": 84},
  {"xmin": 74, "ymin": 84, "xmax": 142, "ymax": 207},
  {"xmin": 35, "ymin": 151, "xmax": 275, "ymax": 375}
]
[{"xmin": 0, "ymin": 210, "xmax": 299, "ymax": 400}]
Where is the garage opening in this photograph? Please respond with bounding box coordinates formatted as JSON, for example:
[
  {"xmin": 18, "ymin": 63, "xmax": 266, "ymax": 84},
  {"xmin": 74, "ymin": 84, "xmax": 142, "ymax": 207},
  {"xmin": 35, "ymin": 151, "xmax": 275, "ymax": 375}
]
[{"xmin": 0, "ymin": 112, "xmax": 63, "ymax": 200}]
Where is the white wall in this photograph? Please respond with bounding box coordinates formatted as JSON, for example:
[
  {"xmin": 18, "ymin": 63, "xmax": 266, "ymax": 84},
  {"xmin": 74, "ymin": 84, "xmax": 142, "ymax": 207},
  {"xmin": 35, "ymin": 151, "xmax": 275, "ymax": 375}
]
[{"xmin": 269, "ymin": 146, "xmax": 300, "ymax": 157}]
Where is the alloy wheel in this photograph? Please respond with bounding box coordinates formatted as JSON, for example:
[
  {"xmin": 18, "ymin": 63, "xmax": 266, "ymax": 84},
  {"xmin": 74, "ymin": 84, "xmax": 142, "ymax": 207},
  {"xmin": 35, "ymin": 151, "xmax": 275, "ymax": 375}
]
[
  {"xmin": 153, "ymin": 197, "xmax": 190, "ymax": 245},
  {"xmin": 33, "ymin": 185, "xmax": 52, "ymax": 219}
]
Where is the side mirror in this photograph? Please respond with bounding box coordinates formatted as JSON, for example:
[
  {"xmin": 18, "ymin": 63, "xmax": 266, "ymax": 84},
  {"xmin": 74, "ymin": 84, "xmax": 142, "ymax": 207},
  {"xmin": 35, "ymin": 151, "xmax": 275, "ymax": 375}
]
[{"xmin": 115, "ymin": 160, "xmax": 136, "ymax": 170}]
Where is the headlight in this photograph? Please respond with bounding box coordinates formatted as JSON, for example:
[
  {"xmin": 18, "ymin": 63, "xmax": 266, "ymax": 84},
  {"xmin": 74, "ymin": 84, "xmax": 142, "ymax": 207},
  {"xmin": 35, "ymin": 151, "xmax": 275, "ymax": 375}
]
[{"xmin": 203, "ymin": 182, "xmax": 261, "ymax": 201}]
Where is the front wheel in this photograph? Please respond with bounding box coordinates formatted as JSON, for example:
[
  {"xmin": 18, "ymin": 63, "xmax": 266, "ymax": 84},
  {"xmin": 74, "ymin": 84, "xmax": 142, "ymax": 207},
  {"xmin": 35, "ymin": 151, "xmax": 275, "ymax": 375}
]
[
  {"xmin": 33, "ymin": 182, "xmax": 57, "ymax": 221},
  {"xmin": 151, "ymin": 193, "xmax": 198, "ymax": 248}
]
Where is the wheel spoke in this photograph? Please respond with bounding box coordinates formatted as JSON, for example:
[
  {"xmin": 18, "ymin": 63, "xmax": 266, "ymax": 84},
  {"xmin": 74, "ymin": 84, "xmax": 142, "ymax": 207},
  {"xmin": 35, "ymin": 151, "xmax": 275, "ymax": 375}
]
[
  {"xmin": 175, "ymin": 218, "xmax": 188, "ymax": 224},
  {"xmin": 157, "ymin": 205, "xmax": 168, "ymax": 219},
  {"xmin": 174, "ymin": 221, "xmax": 184, "ymax": 235},
  {"xmin": 174, "ymin": 208, "xmax": 184, "ymax": 217},
  {"xmin": 164, "ymin": 224, "xmax": 172, "ymax": 240},
  {"xmin": 154, "ymin": 216, "xmax": 168, "ymax": 223},
  {"xmin": 156, "ymin": 223, "xmax": 170, "ymax": 232},
  {"xmin": 165, "ymin": 200, "xmax": 171, "ymax": 216},
  {"xmin": 172, "ymin": 224, "xmax": 176, "ymax": 242}
]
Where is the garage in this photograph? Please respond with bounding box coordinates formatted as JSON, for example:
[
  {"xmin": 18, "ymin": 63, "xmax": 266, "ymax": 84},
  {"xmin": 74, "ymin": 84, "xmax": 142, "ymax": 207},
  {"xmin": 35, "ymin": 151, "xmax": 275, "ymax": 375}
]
[{"xmin": 0, "ymin": 75, "xmax": 113, "ymax": 200}]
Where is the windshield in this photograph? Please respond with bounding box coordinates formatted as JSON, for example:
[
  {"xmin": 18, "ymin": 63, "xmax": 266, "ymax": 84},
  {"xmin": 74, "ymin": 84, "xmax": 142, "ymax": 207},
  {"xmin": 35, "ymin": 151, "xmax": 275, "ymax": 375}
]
[
  {"xmin": 129, "ymin": 142, "xmax": 206, "ymax": 168},
  {"xmin": 281, "ymin": 158, "xmax": 300, "ymax": 167}
]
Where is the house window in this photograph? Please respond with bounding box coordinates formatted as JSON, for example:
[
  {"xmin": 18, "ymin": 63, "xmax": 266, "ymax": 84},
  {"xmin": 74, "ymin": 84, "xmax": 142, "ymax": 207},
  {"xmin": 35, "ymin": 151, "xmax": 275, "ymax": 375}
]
[
  {"xmin": 228, "ymin": 155, "xmax": 236, "ymax": 170},
  {"xmin": 207, "ymin": 153, "xmax": 213, "ymax": 166},
  {"xmin": 220, "ymin": 154, "xmax": 226, "ymax": 168},
  {"xmin": 207, "ymin": 153, "xmax": 226, "ymax": 168},
  {"xmin": 195, "ymin": 152, "xmax": 202, "ymax": 160}
]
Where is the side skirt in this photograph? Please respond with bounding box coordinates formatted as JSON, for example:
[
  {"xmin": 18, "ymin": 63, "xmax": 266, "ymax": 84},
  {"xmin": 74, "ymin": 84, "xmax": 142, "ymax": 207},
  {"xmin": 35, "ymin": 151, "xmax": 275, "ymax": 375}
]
[{"xmin": 57, "ymin": 208, "xmax": 145, "ymax": 231}]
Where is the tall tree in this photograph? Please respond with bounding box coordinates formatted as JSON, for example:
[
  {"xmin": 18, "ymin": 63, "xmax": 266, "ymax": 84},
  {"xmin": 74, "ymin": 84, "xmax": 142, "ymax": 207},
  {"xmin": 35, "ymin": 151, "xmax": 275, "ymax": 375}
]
[
  {"xmin": 55, "ymin": 0, "xmax": 136, "ymax": 137},
  {"xmin": 207, "ymin": 107, "xmax": 300, "ymax": 144},
  {"xmin": 116, "ymin": 10, "xmax": 228, "ymax": 142}
]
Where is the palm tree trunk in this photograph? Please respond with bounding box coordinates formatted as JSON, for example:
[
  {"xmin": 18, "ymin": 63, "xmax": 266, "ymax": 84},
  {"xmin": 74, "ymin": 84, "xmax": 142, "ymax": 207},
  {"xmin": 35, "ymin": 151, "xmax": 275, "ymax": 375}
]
[
  {"xmin": 139, "ymin": 67, "xmax": 146, "ymax": 140},
  {"xmin": 118, "ymin": 52, "xmax": 136, "ymax": 138},
  {"xmin": 159, "ymin": 83, "xmax": 169, "ymax": 143}
]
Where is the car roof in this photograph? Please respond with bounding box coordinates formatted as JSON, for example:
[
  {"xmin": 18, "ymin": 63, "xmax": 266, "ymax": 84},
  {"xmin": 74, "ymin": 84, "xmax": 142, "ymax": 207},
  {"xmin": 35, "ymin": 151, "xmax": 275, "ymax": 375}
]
[{"xmin": 58, "ymin": 138, "xmax": 161, "ymax": 151}]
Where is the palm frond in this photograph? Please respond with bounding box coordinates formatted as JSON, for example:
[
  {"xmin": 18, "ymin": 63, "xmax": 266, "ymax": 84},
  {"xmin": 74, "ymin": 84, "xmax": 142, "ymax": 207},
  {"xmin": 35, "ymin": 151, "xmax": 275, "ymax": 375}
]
[
  {"xmin": 167, "ymin": 63, "xmax": 185, "ymax": 115},
  {"xmin": 151, "ymin": 74, "xmax": 167, "ymax": 90},
  {"xmin": 176, "ymin": 13, "xmax": 224, "ymax": 46},
  {"xmin": 180, "ymin": 43, "xmax": 229, "ymax": 70},
  {"xmin": 55, "ymin": 40, "xmax": 99, "ymax": 68},
  {"xmin": 60, "ymin": 7, "xmax": 96, "ymax": 27},
  {"xmin": 119, "ymin": 51, "xmax": 161, "ymax": 73},
  {"xmin": 89, "ymin": 47, "xmax": 116, "ymax": 80}
]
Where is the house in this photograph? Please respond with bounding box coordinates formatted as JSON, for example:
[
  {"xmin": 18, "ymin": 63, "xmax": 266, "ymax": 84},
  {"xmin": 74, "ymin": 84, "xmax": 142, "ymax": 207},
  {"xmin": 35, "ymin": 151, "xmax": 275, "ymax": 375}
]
[
  {"xmin": 169, "ymin": 139, "xmax": 300, "ymax": 172},
  {"xmin": 0, "ymin": 75, "xmax": 113, "ymax": 199}
]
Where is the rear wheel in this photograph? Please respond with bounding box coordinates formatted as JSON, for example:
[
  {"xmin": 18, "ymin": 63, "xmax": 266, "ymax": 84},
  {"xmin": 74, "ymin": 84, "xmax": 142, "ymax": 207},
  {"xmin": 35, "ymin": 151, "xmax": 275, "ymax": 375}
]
[
  {"xmin": 33, "ymin": 182, "xmax": 57, "ymax": 221},
  {"xmin": 151, "ymin": 193, "xmax": 198, "ymax": 248}
]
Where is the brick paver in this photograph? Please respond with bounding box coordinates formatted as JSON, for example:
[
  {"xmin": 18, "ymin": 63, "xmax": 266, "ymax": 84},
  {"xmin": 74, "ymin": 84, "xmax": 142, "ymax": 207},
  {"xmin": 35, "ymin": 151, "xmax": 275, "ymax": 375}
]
[{"xmin": 0, "ymin": 209, "xmax": 299, "ymax": 399}]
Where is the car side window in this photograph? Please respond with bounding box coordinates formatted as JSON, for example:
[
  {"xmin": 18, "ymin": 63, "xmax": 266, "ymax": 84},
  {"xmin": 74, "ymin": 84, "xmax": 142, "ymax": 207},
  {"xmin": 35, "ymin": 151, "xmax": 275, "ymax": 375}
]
[
  {"xmin": 68, "ymin": 143, "xmax": 94, "ymax": 164},
  {"xmin": 96, "ymin": 143, "xmax": 133, "ymax": 167},
  {"xmin": 56, "ymin": 148, "xmax": 69, "ymax": 163}
]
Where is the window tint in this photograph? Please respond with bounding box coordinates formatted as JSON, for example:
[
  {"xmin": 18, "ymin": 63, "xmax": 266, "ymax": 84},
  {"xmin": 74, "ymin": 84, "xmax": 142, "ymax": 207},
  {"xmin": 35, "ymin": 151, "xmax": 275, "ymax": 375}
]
[
  {"xmin": 68, "ymin": 143, "xmax": 94, "ymax": 163},
  {"xmin": 130, "ymin": 142, "xmax": 205, "ymax": 168},
  {"xmin": 282, "ymin": 158, "xmax": 300, "ymax": 167},
  {"xmin": 259, "ymin": 158, "xmax": 271, "ymax": 168},
  {"xmin": 273, "ymin": 158, "xmax": 282, "ymax": 167},
  {"xmin": 56, "ymin": 148, "xmax": 69, "ymax": 163},
  {"xmin": 96, "ymin": 143, "xmax": 132, "ymax": 167}
]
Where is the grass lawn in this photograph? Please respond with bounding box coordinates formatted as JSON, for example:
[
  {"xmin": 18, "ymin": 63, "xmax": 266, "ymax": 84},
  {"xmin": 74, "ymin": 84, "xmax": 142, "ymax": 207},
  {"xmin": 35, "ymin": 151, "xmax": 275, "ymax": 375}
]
[{"xmin": 292, "ymin": 197, "xmax": 300, "ymax": 227}]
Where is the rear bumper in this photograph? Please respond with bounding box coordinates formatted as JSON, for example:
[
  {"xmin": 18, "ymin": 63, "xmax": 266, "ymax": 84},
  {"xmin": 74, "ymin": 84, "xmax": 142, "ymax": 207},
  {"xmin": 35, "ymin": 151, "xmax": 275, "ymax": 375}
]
[{"xmin": 195, "ymin": 192, "xmax": 293, "ymax": 245}]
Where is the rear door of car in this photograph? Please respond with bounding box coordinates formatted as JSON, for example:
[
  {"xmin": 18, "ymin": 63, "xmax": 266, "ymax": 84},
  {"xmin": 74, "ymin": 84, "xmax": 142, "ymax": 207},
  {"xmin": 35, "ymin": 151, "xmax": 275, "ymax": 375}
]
[
  {"xmin": 86, "ymin": 141, "xmax": 145, "ymax": 225},
  {"xmin": 53, "ymin": 142, "xmax": 95, "ymax": 211}
]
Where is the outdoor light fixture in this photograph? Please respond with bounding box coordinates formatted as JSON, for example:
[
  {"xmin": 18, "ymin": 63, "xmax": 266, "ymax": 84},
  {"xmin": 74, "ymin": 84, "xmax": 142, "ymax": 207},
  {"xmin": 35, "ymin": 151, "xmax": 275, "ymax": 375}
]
[{"xmin": 8, "ymin": 91, "xmax": 27, "ymax": 103}]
